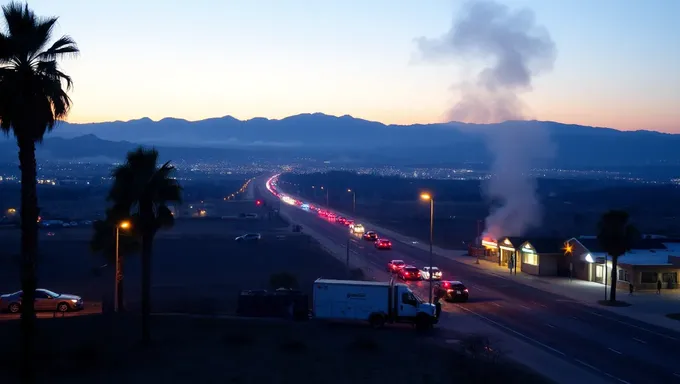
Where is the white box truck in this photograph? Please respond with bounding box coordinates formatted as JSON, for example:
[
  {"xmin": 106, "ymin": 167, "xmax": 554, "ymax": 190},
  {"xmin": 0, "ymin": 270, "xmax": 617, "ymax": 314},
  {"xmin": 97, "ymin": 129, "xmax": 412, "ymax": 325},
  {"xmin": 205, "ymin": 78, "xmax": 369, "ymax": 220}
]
[{"xmin": 312, "ymin": 278, "xmax": 439, "ymax": 330}]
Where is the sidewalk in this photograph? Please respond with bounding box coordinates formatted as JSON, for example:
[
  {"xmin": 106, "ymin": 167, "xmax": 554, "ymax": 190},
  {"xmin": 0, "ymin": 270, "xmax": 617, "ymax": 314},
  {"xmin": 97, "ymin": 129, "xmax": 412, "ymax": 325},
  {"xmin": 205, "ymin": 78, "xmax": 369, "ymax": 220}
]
[{"xmin": 331, "ymin": 207, "xmax": 680, "ymax": 333}]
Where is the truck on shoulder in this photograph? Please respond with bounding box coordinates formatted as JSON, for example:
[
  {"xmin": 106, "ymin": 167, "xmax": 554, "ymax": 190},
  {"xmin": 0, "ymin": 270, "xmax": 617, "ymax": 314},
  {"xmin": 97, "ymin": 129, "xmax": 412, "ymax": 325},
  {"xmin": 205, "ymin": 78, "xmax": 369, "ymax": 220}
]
[{"xmin": 312, "ymin": 278, "xmax": 439, "ymax": 330}]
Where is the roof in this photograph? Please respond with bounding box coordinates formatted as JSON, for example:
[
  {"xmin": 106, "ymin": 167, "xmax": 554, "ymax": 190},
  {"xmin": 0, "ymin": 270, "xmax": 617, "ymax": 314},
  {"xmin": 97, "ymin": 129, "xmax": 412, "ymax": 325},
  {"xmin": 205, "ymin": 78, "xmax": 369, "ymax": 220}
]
[
  {"xmin": 520, "ymin": 238, "xmax": 566, "ymax": 254},
  {"xmin": 574, "ymin": 236, "xmax": 679, "ymax": 253},
  {"xmin": 589, "ymin": 250, "xmax": 679, "ymax": 266},
  {"xmin": 315, "ymin": 279, "xmax": 389, "ymax": 287},
  {"xmin": 442, "ymin": 281, "xmax": 464, "ymax": 285}
]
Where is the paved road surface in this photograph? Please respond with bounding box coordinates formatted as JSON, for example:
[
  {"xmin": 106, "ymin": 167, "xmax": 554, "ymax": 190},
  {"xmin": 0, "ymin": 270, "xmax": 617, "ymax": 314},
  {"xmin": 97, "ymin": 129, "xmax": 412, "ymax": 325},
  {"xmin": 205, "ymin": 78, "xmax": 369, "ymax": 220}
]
[{"xmin": 263, "ymin": 179, "xmax": 680, "ymax": 384}]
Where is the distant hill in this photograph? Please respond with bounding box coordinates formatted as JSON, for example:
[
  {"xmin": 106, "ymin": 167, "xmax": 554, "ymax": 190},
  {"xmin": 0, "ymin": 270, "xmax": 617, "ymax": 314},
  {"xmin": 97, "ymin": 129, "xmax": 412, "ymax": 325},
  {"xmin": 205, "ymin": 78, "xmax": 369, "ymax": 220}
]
[{"xmin": 1, "ymin": 113, "xmax": 679, "ymax": 167}]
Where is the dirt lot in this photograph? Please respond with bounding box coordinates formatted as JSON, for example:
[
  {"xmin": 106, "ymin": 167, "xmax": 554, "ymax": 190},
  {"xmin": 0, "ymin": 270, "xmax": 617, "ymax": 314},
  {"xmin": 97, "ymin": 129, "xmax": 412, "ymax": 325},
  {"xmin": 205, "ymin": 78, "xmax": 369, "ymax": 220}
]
[
  {"xmin": 0, "ymin": 216, "xmax": 347, "ymax": 315},
  {"xmin": 0, "ymin": 315, "xmax": 551, "ymax": 384}
]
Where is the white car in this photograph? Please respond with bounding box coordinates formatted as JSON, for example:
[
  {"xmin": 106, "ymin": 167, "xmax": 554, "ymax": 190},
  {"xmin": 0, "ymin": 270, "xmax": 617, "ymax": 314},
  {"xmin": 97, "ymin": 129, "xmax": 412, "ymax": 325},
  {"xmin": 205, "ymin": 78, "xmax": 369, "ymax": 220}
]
[
  {"xmin": 420, "ymin": 266, "xmax": 442, "ymax": 280},
  {"xmin": 235, "ymin": 233, "xmax": 261, "ymax": 242},
  {"xmin": 350, "ymin": 223, "xmax": 365, "ymax": 234}
]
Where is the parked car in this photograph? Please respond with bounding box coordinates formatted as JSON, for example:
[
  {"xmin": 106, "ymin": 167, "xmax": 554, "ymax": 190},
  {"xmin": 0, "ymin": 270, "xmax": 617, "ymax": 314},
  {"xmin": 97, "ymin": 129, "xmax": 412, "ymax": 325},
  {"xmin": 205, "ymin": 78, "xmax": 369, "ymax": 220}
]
[
  {"xmin": 0, "ymin": 288, "xmax": 84, "ymax": 313},
  {"xmin": 433, "ymin": 281, "xmax": 469, "ymax": 302},
  {"xmin": 235, "ymin": 233, "xmax": 262, "ymax": 242}
]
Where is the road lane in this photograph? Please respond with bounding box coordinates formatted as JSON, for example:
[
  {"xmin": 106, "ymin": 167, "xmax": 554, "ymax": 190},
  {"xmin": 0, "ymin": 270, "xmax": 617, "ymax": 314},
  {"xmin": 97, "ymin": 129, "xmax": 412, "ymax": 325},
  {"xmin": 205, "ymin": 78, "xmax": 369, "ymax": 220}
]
[{"xmin": 272, "ymin": 189, "xmax": 680, "ymax": 384}]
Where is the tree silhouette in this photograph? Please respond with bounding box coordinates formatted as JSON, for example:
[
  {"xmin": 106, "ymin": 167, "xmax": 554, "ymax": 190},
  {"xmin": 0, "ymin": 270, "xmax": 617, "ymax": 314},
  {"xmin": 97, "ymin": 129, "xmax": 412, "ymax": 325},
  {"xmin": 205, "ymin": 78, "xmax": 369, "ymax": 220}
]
[
  {"xmin": 107, "ymin": 147, "xmax": 182, "ymax": 344},
  {"xmin": 0, "ymin": 3, "xmax": 78, "ymax": 380},
  {"xmin": 597, "ymin": 210, "xmax": 639, "ymax": 303}
]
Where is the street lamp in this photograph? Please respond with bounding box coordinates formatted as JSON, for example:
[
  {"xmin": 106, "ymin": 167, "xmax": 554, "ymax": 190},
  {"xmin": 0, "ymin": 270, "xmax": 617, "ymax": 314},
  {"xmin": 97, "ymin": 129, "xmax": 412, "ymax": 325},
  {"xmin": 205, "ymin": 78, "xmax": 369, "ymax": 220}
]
[
  {"xmin": 563, "ymin": 242, "xmax": 573, "ymax": 282},
  {"xmin": 347, "ymin": 189, "xmax": 356, "ymax": 214},
  {"xmin": 420, "ymin": 193, "xmax": 434, "ymax": 304},
  {"xmin": 320, "ymin": 186, "xmax": 329, "ymax": 207},
  {"xmin": 115, "ymin": 220, "xmax": 131, "ymax": 312}
]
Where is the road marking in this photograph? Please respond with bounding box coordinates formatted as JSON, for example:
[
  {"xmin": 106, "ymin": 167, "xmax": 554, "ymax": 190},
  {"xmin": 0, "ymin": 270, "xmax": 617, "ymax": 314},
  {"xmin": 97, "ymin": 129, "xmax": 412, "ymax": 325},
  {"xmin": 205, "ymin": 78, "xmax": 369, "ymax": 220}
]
[
  {"xmin": 608, "ymin": 347, "xmax": 622, "ymax": 355},
  {"xmin": 674, "ymin": 373, "xmax": 680, "ymax": 378},
  {"xmin": 540, "ymin": 304, "xmax": 547, "ymax": 308},
  {"xmin": 574, "ymin": 359, "xmax": 629, "ymax": 383},
  {"xmin": 545, "ymin": 323, "xmax": 555, "ymax": 328},
  {"xmin": 575, "ymin": 359, "xmax": 600, "ymax": 372},
  {"xmin": 455, "ymin": 304, "xmax": 565, "ymax": 356},
  {"xmin": 492, "ymin": 302, "xmax": 502, "ymax": 307},
  {"xmin": 520, "ymin": 305, "xmax": 531, "ymax": 310},
  {"xmin": 592, "ymin": 312, "xmax": 678, "ymax": 341},
  {"xmin": 571, "ymin": 316, "xmax": 579, "ymax": 320},
  {"xmin": 589, "ymin": 311, "xmax": 603, "ymax": 317},
  {"xmin": 632, "ymin": 337, "xmax": 647, "ymax": 344},
  {"xmin": 470, "ymin": 285, "xmax": 486, "ymax": 292}
]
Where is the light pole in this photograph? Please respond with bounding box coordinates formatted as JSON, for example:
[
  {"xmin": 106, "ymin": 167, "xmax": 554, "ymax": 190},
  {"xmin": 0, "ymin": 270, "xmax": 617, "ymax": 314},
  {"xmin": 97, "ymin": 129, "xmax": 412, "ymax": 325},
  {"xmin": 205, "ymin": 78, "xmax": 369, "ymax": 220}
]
[
  {"xmin": 563, "ymin": 242, "xmax": 573, "ymax": 282},
  {"xmin": 320, "ymin": 186, "xmax": 329, "ymax": 207},
  {"xmin": 347, "ymin": 189, "xmax": 356, "ymax": 214},
  {"xmin": 420, "ymin": 193, "xmax": 434, "ymax": 304},
  {"xmin": 476, "ymin": 219, "xmax": 481, "ymax": 264},
  {"xmin": 114, "ymin": 220, "xmax": 131, "ymax": 313}
]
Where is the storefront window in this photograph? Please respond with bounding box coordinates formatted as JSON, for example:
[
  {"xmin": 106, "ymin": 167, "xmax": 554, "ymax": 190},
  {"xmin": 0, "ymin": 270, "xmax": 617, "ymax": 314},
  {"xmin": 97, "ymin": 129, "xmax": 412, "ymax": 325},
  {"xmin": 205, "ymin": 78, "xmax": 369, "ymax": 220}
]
[
  {"xmin": 641, "ymin": 272, "xmax": 658, "ymax": 284},
  {"xmin": 522, "ymin": 252, "xmax": 538, "ymax": 266}
]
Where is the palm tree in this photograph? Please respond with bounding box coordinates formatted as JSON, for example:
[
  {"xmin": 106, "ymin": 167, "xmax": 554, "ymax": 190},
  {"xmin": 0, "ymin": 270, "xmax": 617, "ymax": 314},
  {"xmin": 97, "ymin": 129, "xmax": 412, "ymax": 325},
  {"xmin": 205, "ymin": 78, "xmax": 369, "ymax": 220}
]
[
  {"xmin": 597, "ymin": 210, "xmax": 639, "ymax": 303},
  {"xmin": 90, "ymin": 206, "xmax": 141, "ymax": 311},
  {"xmin": 108, "ymin": 147, "xmax": 182, "ymax": 344},
  {"xmin": 0, "ymin": 2, "xmax": 78, "ymax": 380}
]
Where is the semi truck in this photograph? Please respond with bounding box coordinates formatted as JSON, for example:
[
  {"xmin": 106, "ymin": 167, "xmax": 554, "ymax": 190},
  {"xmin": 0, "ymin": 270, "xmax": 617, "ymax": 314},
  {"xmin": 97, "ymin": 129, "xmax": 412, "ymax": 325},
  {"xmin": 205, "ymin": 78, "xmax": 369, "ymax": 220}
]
[{"xmin": 312, "ymin": 278, "xmax": 439, "ymax": 330}]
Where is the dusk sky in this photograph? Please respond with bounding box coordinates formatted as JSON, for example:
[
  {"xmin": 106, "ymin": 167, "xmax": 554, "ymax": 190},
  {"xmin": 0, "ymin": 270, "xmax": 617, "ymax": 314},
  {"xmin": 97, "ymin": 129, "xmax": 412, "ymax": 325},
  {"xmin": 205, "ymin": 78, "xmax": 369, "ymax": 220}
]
[{"xmin": 27, "ymin": 0, "xmax": 680, "ymax": 132}]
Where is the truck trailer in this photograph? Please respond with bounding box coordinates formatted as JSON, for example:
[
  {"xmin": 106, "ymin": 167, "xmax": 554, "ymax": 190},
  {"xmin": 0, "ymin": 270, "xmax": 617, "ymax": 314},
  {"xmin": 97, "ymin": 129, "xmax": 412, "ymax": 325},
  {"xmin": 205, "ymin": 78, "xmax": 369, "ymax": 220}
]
[{"xmin": 312, "ymin": 278, "xmax": 439, "ymax": 330}]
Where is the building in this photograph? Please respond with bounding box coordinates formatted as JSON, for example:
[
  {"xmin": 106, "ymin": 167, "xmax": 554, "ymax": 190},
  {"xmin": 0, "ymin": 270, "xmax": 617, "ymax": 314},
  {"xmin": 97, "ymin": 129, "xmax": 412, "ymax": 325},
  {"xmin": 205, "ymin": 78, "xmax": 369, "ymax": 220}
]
[
  {"xmin": 566, "ymin": 236, "xmax": 680, "ymax": 291},
  {"xmin": 482, "ymin": 236, "xmax": 568, "ymax": 276}
]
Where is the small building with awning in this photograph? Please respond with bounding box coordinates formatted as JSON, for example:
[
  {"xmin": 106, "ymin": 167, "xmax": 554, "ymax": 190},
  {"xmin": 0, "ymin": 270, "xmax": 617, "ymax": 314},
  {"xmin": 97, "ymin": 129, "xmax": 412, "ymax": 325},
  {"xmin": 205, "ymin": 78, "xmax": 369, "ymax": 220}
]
[{"xmin": 492, "ymin": 236, "xmax": 568, "ymax": 276}]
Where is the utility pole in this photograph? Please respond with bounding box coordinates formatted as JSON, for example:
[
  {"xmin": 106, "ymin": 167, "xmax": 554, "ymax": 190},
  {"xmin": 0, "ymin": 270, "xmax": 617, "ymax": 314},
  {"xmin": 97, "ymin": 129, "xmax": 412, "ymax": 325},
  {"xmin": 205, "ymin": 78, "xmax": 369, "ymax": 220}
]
[
  {"xmin": 346, "ymin": 236, "xmax": 350, "ymax": 277},
  {"xmin": 476, "ymin": 219, "xmax": 481, "ymax": 264}
]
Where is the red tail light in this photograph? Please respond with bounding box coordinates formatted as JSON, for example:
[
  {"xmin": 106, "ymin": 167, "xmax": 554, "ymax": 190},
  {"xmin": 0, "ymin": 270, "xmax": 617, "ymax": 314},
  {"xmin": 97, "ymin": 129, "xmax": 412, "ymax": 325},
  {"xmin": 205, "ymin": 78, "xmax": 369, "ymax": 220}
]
[
  {"xmin": 404, "ymin": 272, "xmax": 409, "ymax": 276},
  {"xmin": 464, "ymin": 288, "xmax": 469, "ymax": 292},
  {"xmin": 443, "ymin": 282, "xmax": 450, "ymax": 288}
]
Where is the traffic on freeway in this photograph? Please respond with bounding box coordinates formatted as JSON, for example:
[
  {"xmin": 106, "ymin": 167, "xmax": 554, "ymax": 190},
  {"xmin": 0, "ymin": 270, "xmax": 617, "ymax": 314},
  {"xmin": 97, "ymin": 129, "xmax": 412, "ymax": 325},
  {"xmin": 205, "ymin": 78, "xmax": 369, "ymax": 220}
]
[{"xmin": 264, "ymin": 174, "xmax": 680, "ymax": 384}]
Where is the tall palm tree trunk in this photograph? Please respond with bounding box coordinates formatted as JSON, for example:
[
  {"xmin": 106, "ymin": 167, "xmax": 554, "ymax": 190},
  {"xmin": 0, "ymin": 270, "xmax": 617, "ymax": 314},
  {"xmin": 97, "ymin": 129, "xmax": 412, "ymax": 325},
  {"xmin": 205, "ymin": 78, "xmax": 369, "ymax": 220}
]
[
  {"xmin": 141, "ymin": 231, "xmax": 153, "ymax": 344},
  {"xmin": 18, "ymin": 138, "xmax": 39, "ymax": 383},
  {"xmin": 610, "ymin": 257, "xmax": 618, "ymax": 302}
]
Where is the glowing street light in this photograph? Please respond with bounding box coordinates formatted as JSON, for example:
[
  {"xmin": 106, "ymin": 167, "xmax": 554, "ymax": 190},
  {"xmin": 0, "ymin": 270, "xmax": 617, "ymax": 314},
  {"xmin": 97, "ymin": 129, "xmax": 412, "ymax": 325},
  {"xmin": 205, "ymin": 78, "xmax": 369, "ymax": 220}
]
[
  {"xmin": 115, "ymin": 220, "xmax": 131, "ymax": 312},
  {"xmin": 347, "ymin": 189, "xmax": 356, "ymax": 213},
  {"xmin": 563, "ymin": 241, "xmax": 574, "ymax": 282},
  {"xmin": 420, "ymin": 192, "xmax": 434, "ymax": 304}
]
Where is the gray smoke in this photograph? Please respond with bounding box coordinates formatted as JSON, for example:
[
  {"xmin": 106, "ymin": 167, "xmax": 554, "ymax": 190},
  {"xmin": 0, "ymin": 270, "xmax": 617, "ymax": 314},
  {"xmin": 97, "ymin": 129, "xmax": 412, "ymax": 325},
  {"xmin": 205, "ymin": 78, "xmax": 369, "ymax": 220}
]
[{"xmin": 416, "ymin": 0, "xmax": 557, "ymax": 238}]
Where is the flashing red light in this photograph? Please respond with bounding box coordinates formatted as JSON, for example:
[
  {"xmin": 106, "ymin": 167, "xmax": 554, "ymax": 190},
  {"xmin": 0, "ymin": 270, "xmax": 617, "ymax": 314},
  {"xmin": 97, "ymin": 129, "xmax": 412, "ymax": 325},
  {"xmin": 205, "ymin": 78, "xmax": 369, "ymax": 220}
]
[
  {"xmin": 256, "ymin": 200, "xmax": 262, "ymax": 206},
  {"xmin": 443, "ymin": 282, "xmax": 450, "ymax": 288}
]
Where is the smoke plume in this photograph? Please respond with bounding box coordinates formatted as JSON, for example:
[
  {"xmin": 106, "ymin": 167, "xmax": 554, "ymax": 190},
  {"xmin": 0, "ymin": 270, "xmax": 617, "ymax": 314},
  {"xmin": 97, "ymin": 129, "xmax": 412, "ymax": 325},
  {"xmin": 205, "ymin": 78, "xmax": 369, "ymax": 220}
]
[{"xmin": 416, "ymin": 0, "xmax": 557, "ymax": 238}]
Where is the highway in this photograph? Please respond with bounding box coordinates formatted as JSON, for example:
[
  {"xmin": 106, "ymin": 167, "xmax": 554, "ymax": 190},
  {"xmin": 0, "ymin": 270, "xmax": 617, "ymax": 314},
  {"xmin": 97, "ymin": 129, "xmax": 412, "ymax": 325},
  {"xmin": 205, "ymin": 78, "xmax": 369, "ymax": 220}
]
[{"xmin": 260, "ymin": 176, "xmax": 680, "ymax": 384}]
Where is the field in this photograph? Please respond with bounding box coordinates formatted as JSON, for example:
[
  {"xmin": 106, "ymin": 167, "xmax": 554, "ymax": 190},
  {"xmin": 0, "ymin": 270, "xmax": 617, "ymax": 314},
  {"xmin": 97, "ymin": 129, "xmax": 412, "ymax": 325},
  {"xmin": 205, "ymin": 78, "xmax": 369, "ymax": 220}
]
[
  {"xmin": 281, "ymin": 172, "xmax": 680, "ymax": 249},
  {"xmin": 0, "ymin": 315, "xmax": 551, "ymax": 384},
  {"xmin": 0, "ymin": 216, "xmax": 346, "ymax": 316}
]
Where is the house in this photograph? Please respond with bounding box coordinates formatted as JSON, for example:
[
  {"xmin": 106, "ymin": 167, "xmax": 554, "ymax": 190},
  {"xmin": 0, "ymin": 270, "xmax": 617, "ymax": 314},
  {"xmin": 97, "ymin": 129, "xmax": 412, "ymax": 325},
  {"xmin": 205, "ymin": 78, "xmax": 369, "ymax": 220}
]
[{"xmin": 566, "ymin": 236, "xmax": 680, "ymax": 290}]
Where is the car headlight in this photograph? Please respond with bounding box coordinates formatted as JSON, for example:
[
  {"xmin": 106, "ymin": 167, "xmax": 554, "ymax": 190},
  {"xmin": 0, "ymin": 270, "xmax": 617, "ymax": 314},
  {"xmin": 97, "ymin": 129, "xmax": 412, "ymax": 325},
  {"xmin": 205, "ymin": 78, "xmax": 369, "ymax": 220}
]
[{"xmin": 71, "ymin": 299, "xmax": 79, "ymax": 303}]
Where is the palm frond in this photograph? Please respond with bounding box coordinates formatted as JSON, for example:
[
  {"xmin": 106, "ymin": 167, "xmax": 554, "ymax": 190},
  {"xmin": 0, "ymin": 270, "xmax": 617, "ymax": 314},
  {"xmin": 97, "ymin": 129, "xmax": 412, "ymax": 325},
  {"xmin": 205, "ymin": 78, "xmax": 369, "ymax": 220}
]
[{"xmin": 35, "ymin": 35, "xmax": 79, "ymax": 61}]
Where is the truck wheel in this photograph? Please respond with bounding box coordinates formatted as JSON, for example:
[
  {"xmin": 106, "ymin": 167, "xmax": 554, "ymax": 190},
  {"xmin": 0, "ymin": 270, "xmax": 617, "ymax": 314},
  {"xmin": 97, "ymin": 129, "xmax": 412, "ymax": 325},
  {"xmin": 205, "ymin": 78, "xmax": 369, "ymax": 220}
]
[
  {"xmin": 369, "ymin": 314, "xmax": 385, "ymax": 329},
  {"xmin": 415, "ymin": 315, "xmax": 433, "ymax": 331}
]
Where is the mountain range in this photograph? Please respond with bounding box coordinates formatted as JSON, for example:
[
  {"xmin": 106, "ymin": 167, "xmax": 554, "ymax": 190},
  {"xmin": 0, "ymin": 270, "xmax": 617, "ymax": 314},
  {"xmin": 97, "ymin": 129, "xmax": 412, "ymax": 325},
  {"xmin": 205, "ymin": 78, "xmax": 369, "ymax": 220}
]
[{"xmin": 1, "ymin": 113, "xmax": 679, "ymax": 167}]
